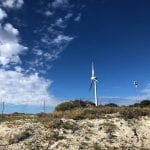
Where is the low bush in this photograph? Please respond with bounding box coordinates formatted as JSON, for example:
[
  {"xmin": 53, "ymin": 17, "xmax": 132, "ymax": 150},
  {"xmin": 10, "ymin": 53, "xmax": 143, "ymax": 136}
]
[
  {"xmin": 140, "ymin": 100, "xmax": 150, "ymax": 107},
  {"xmin": 119, "ymin": 107, "xmax": 150, "ymax": 119},
  {"xmin": 55, "ymin": 100, "xmax": 95, "ymax": 111},
  {"xmin": 104, "ymin": 103, "xmax": 118, "ymax": 107},
  {"xmin": 129, "ymin": 100, "xmax": 150, "ymax": 107},
  {"xmin": 53, "ymin": 107, "xmax": 150, "ymax": 120}
]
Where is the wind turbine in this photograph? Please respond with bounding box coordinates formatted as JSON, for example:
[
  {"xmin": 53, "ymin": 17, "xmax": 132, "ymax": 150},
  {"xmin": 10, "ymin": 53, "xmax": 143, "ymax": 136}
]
[
  {"xmin": 133, "ymin": 80, "xmax": 139, "ymax": 103},
  {"xmin": 90, "ymin": 62, "xmax": 98, "ymax": 106}
]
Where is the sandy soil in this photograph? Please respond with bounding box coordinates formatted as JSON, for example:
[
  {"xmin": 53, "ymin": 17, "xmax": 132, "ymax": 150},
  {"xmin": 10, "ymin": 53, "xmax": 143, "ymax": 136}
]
[{"xmin": 0, "ymin": 115, "xmax": 149, "ymax": 150}]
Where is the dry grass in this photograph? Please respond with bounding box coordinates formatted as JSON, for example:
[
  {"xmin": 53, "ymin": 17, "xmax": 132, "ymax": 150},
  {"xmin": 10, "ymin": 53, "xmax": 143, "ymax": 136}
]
[
  {"xmin": 119, "ymin": 107, "xmax": 150, "ymax": 120},
  {"xmin": 30, "ymin": 107, "xmax": 150, "ymax": 129},
  {"xmin": 0, "ymin": 107, "xmax": 150, "ymax": 150},
  {"xmin": 1, "ymin": 107, "xmax": 150, "ymax": 126},
  {"xmin": 51, "ymin": 107, "xmax": 150, "ymax": 120}
]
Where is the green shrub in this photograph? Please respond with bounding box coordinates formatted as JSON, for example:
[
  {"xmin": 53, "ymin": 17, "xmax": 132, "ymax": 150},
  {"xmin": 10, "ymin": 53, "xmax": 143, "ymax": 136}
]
[
  {"xmin": 119, "ymin": 107, "xmax": 150, "ymax": 119},
  {"xmin": 129, "ymin": 100, "xmax": 150, "ymax": 107},
  {"xmin": 55, "ymin": 100, "xmax": 95, "ymax": 111},
  {"xmin": 104, "ymin": 103, "xmax": 118, "ymax": 107},
  {"xmin": 140, "ymin": 100, "xmax": 150, "ymax": 107},
  {"xmin": 55, "ymin": 102, "xmax": 75, "ymax": 111},
  {"xmin": 54, "ymin": 106, "xmax": 150, "ymax": 120},
  {"xmin": 129, "ymin": 103, "xmax": 140, "ymax": 107}
]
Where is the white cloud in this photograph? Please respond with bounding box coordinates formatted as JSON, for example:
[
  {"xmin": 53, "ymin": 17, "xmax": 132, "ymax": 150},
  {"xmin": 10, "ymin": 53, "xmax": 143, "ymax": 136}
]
[
  {"xmin": 124, "ymin": 84, "xmax": 150, "ymax": 104},
  {"xmin": 45, "ymin": 10, "xmax": 53, "ymax": 16},
  {"xmin": 0, "ymin": 0, "xmax": 83, "ymax": 109},
  {"xmin": 0, "ymin": 8, "xmax": 7, "ymax": 21},
  {"xmin": 74, "ymin": 13, "xmax": 81, "ymax": 22},
  {"xmin": 0, "ymin": 43, "xmax": 25, "ymax": 65},
  {"xmin": 65, "ymin": 12, "xmax": 73, "ymax": 19},
  {"xmin": 31, "ymin": 34, "xmax": 74, "ymax": 66},
  {"xmin": 0, "ymin": 23, "xmax": 27, "ymax": 66},
  {"xmin": 107, "ymin": 84, "xmax": 150, "ymax": 106},
  {"xmin": 55, "ymin": 18, "xmax": 66, "ymax": 28},
  {"xmin": 52, "ymin": 34, "xmax": 74, "ymax": 44},
  {"xmin": 141, "ymin": 84, "xmax": 150, "ymax": 95},
  {"xmin": 31, "ymin": 1, "xmax": 82, "ymax": 67},
  {"xmin": 2, "ymin": 0, "xmax": 24, "ymax": 9},
  {"xmin": 0, "ymin": 69, "xmax": 59, "ymax": 106},
  {"xmin": 52, "ymin": 0, "xmax": 69, "ymax": 8},
  {"xmin": 33, "ymin": 48, "xmax": 43, "ymax": 56},
  {"xmin": 139, "ymin": 84, "xmax": 150, "ymax": 99},
  {"xmin": 99, "ymin": 84, "xmax": 150, "ymax": 106},
  {"xmin": 0, "ymin": 23, "xmax": 19, "ymax": 42},
  {"xmin": 14, "ymin": 66, "xmax": 24, "ymax": 72},
  {"xmin": 4, "ymin": 23, "xmax": 19, "ymax": 35},
  {"xmin": 34, "ymin": 33, "xmax": 74, "ymax": 63}
]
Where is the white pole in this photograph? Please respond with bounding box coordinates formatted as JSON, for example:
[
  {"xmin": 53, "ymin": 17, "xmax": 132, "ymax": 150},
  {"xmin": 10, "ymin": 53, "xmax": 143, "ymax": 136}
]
[
  {"xmin": 94, "ymin": 81, "xmax": 98, "ymax": 106},
  {"xmin": 134, "ymin": 81, "xmax": 139, "ymax": 103},
  {"xmin": 135, "ymin": 85, "xmax": 139, "ymax": 103}
]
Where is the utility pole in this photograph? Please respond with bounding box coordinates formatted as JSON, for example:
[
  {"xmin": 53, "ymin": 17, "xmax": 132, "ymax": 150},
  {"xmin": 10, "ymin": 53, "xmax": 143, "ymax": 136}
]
[
  {"xmin": 43, "ymin": 99, "xmax": 46, "ymax": 113},
  {"xmin": 1, "ymin": 101, "xmax": 5, "ymax": 121}
]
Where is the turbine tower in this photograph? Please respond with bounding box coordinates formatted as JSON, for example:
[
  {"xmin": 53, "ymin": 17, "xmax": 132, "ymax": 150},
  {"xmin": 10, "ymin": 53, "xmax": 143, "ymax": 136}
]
[
  {"xmin": 134, "ymin": 80, "xmax": 139, "ymax": 103},
  {"xmin": 90, "ymin": 62, "xmax": 98, "ymax": 106}
]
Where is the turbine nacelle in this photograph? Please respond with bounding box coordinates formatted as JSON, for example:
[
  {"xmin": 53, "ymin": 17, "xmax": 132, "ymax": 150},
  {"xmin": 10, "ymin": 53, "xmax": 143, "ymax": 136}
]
[
  {"xmin": 91, "ymin": 76, "xmax": 98, "ymax": 81},
  {"xmin": 134, "ymin": 80, "xmax": 138, "ymax": 88}
]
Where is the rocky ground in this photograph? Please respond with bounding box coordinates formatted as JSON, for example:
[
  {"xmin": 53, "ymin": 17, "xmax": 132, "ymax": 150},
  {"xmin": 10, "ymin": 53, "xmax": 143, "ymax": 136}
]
[{"xmin": 0, "ymin": 114, "xmax": 150, "ymax": 150}]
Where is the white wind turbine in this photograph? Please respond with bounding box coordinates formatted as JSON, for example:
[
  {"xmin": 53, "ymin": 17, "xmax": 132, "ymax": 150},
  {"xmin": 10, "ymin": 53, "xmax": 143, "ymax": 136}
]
[
  {"xmin": 134, "ymin": 80, "xmax": 139, "ymax": 103},
  {"xmin": 90, "ymin": 62, "xmax": 99, "ymax": 106}
]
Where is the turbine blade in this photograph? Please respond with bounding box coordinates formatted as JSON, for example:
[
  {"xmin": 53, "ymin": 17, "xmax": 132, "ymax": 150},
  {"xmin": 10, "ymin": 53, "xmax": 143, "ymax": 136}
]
[
  {"xmin": 95, "ymin": 79, "xmax": 98, "ymax": 82},
  {"xmin": 89, "ymin": 80, "xmax": 93, "ymax": 91},
  {"xmin": 95, "ymin": 77, "xmax": 98, "ymax": 82},
  {"xmin": 92, "ymin": 62, "xmax": 95, "ymax": 77}
]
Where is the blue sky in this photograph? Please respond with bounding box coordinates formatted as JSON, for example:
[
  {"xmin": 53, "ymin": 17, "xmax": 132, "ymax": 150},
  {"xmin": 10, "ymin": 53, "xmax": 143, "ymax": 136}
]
[{"xmin": 0, "ymin": 0, "xmax": 150, "ymax": 113}]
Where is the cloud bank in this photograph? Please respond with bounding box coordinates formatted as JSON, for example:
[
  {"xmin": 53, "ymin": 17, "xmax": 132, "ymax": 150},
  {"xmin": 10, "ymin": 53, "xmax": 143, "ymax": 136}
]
[
  {"xmin": 2, "ymin": 0, "xmax": 24, "ymax": 9},
  {"xmin": 0, "ymin": 23, "xmax": 27, "ymax": 66},
  {"xmin": 0, "ymin": 0, "xmax": 83, "ymax": 107},
  {"xmin": 0, "ymin": 69, "xmax": 58, "ymax": 106}
]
